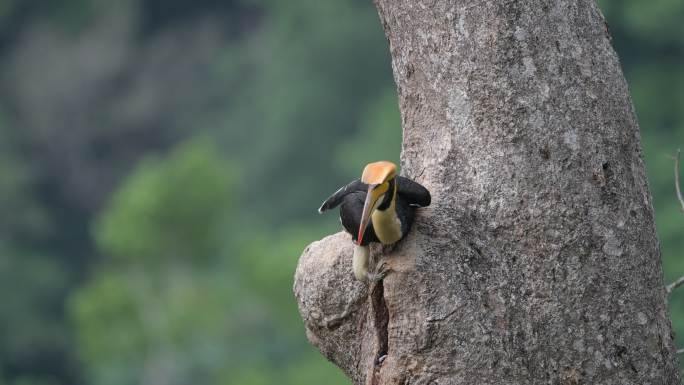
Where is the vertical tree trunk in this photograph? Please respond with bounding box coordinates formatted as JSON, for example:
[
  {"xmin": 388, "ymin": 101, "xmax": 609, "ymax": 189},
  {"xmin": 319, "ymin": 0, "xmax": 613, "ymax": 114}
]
[{"xmin": 294, "ymin": 0, "xmax": 680, "ymax": 384}]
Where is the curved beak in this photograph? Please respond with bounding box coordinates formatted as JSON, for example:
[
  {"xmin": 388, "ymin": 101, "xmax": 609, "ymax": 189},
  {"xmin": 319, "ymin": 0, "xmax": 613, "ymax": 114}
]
[{"xmin": 357, "ymin": 184, "xmax": 382, "ymax": 245}]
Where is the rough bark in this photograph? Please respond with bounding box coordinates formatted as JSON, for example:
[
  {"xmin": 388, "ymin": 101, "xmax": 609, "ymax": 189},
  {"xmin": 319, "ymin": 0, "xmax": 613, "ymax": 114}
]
[{"xmin": 294, "ymin": 0, "xmax": 680, "ymax": 384}]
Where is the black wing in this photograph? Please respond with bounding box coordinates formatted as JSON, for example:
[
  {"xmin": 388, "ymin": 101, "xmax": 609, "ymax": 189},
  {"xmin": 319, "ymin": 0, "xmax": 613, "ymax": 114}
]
[
  {"xmin": 396, "ymin": 176, "xmax": 431, "ymax": 207},
  {"xmin": 318, "ymin": 179, "xmax": 366, "ymax": 213}
]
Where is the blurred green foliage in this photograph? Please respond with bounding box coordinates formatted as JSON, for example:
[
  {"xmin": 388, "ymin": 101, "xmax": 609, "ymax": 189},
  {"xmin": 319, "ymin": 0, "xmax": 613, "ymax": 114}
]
[
  {"xmin": 72, "ymin": 138, "xmax": 347, "ymax": 385},
  {"xmin": 95, "ymin": 138, "xmax": 234, "ymax": 263},
  {"xmin": 0, "ymin": 0, "xmax": 681, "ymax": 384}
]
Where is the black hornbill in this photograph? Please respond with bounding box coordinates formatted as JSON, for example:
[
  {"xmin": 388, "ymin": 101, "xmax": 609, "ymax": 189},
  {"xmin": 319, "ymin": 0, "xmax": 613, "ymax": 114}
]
[{"xmin": 319, "ymin": 161, "xmax": 431, "ymax": 281}]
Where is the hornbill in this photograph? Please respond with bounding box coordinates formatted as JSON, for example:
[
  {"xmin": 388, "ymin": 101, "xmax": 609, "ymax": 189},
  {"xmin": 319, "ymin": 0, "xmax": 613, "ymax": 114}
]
[{"xmin": 318, "ymin": 161, "xmax": 431, "ymax": 281}]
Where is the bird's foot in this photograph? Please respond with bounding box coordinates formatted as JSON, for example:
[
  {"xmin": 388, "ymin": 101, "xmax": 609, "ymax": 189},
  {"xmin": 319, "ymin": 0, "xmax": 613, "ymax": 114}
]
[
  {"xmin": 366, "ymin": 261, "xmax": 390, "ymax": 282},
  {"xmin": 381, "ymin": 243, "xmax": 396, "ymax": 254}
]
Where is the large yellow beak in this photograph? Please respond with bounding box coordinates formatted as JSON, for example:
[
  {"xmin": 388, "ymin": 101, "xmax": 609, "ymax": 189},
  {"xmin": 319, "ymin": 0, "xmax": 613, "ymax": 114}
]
[{"xmin": 357, "ymin": 184, "xmax": 384, "ymax": 245}]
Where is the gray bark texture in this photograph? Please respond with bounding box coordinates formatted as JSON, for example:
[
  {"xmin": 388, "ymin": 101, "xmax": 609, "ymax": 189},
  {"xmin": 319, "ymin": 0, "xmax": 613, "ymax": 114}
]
[{"xmin": 294, "ymin": 0, "xmax": 681, "ymax": 384}]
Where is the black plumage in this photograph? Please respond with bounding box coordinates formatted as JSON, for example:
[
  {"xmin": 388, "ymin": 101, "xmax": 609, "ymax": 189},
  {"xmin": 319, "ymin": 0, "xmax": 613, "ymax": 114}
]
[
  {"xmin": 319, "ymin": 176, "xmax": 431, "ymax": 245},
  {"xmin": 338, "ymin": 190, "xmax": 380, "ymax": 245}
]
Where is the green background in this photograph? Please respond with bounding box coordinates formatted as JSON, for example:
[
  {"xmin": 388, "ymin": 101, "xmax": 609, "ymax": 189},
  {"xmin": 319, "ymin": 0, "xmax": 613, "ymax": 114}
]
[{"xmin": 0, "ymin": 1, "xmax": 681, "ymax": 384}]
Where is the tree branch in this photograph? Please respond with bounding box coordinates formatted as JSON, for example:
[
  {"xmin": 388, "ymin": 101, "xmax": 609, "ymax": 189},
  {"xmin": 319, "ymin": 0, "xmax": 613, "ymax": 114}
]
[
  {"xmin": 672, "ymin": 149, "xmax": 684, "ymax": 212},
  {"xmin": 666, "ymin": 275, "xmax": 684, "ymax": 295},
  {"xmin": 665, "ymin": 149, "xmax": 684, "ymax": 296}
]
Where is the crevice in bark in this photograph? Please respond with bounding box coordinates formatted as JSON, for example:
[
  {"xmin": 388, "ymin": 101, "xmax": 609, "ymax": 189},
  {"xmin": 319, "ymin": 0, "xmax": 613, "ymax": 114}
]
[{"xmin": 370, "ymin": 280, "xmax": 389, "ymax": 383}]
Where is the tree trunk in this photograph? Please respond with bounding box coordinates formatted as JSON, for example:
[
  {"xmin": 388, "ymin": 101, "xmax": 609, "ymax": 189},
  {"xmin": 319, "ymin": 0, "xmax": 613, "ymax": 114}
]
[{"xmin": 294, "ymin": 0, "xmax": 680, "ymax": 384}]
